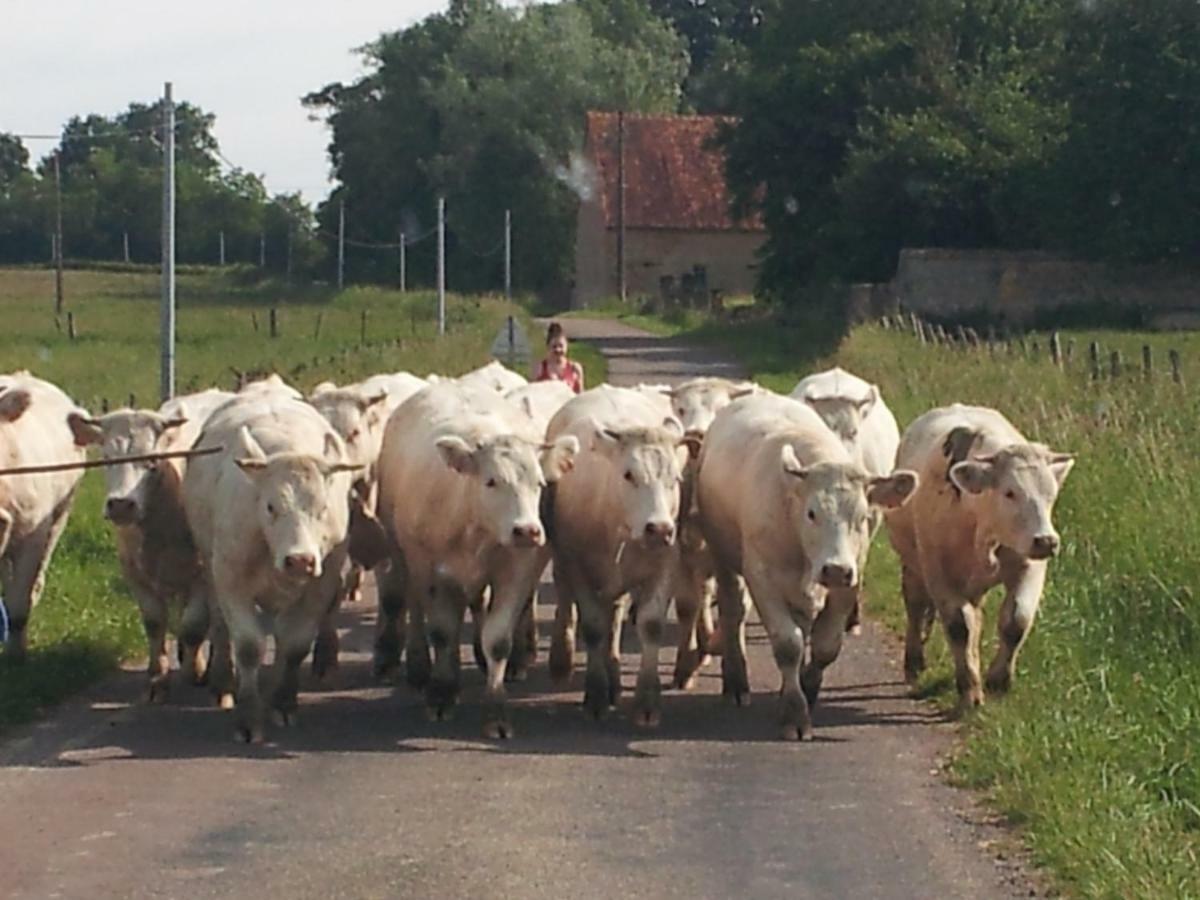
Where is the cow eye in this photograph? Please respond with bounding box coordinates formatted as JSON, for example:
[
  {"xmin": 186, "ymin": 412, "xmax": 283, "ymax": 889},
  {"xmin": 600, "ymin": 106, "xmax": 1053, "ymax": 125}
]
[
  {"xmin": 348, "ymin": 429, "xmax": 360, "ymax": 442},
  {"xmin": 1004, "ymin": 489, "xmax": 1016, "ymax": 501},
  {"xmin": 807, "ymin": 510, "xmax": 817, "ymax": 523},
  {"xmin": 266, "ymin": 502, "xmax": 276, "ymax": 516},
  {"xmin": 486, "ymin": 478, "xmax": 497, "ymax": 488},
  {"xmin": 624, "ymin": 471, "xmax": 634, "ymax": 484}
]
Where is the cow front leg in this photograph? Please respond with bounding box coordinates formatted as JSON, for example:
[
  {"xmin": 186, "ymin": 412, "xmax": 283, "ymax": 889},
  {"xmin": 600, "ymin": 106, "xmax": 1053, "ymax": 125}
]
[
  {"xmin": 802, "ymin": 587, "xmax": 856, "ymax": 708},
  {"xmin": 672, "ymin": 557, "xmax": 708, "ymax": 690},
  {"xmin": 373, "ymin": 560, "xmax": 407, "ymax": 682},
  {"xmin": 901, "ymin": 565, "xmax": 936, "ymax": 683},
  {"xmin": 424, "ymin": 581, "xmax": 465, "ymax": 721},
  {"xmin": 222, "ymin": 601, "xmax": 267, "ymax": 742},
  {"xmin": 714, "ymin": 568, "xmax": 750, "ymax": 705},
  {"xmin": 941, "ymin": 600, "xmax": 984, "ymax": 713},
  {"xmin": 478, "ymin": 589, "xmax": 525, "ymax": 739},
  {"xmin": 3, "ymin": 505, "xmax": 69, "ymax": 662},
  {"xmin": 754, "ymin": 593, "xmax": 812, "ymax": 742},
  {"xmin": 132, "ymin": 587, "xmax": 171, "ymax": 703},
  {"xmin": 633, "ymin": 573, "xmax": 672, "ymax": 727},
  {"xmin": 271, "ymin": 602, "xmax": 323, "ymax": 727},
  {"xmin": 507, "ymin": 591, "xmax": 537, "ymax": 683},
  {"xmin": 986, "ymin": 561, "xmax": 1048, "ymax": 694},
  {"xmin": 577, "ymin": 590, "xmax": 616, "ymax": 720},
  {"xmin": 549, "ymin": 557, "xmax": 582, "ymax": 685},
  {"xmin": 178, "ymin": 583, "xmax": 210, "ymax": 687}
]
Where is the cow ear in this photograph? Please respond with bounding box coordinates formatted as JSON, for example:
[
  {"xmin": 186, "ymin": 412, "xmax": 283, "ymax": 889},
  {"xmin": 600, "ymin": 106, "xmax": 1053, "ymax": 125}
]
[
  {"xmin": 357, "ymin": 391, "xmax": 389, "ymax": 413},
  {"xmin": 1048, "ymin": 452, "xmax": 1075, "ymax": 487},
  {"xmin": 730, "ymin": 382, "xmax": 757, "ymax": 400},
  {"xmin": 235, "ymin": 457, "xmax": 268, "ymax": 476},
  {"xmin": 660, "ymin": 416, "xmax": 684, "ymax": 438},
  {"xmin": 678, "ymin": 434, "xmax": 703, "ymax": 462},
  {"xmin": 322, "ymin": 431, "xmax": 346, "ymax": 464},
  {"xmin": 949, "ymin": 460, "xmax": 994, "ymax": 495},
  {"xmin": 540, "ymin": 435, "xmax": 579, "ymax": 482},
  {"xmin": 437, "ymin": 435, "xmax": 477, "ymax": 474},
  {"xmin": 868, "ymin": 470, "xmax": 918, "ymax": 509},
  {"xmin": 0, "ymin": 388, "xmax": 32, "ymax": 424},
  {"xmin": 780, "ymin": 443, "xmax": 808, "ymax": 479},
  {"xmin": 67, "ymin": 410, "xmax": 104, "ymax": 446},
  {"xmin": 857, "ymin": 385, "xmax": 880, "ymax": 417},
  {"xmin": 591, "ymin": 422, "xmax": 622, "ymax": 454}
]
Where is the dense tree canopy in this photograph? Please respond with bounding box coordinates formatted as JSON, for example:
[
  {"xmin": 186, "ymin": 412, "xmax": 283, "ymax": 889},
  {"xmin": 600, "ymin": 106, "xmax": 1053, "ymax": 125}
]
[
  {"xmin": 723, "ymin": 0, "xmax": 1200, "ymax": 316},
  {"xmin": 304, "ymin": 0, "xmax": 688, "ymax": 292}
]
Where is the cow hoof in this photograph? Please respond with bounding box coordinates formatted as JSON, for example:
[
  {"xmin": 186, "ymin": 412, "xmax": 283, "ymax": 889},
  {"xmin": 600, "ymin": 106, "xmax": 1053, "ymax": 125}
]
[
  {"xmin": 234, "ymin": 723, "xmax": 264, "ymax": 744},
  {"xmin": 505, "ymin": 664, "xmax": 529, "ymax": 684},
  {"xmin": 483, "ymin": 719, "xmax": 513, "ymax": 740},
  {"xmin": 847, "ymin": 623, "xmax": 863, "ymax": 637},
  {"xmin": 146, "ymin": 679, "xmax": 170, "ymax": 704},
  {"xmin": 984, "ymin": 670, "xmax": 1012, "ymax": 695},
  {"xmin": 218, "ymin": 692, "xmax": 236, "ymax": 711},
  {"xmin": 723, "ymin": 689, "xmax": 751, "ymax": 707},
  {"xmin": 271, "ymin": 709, "xmax": 298, "ymax": 728},
  {"xmin": 633, "ymin": 706, "xmax": 661, "ymax": 728},
  {"xmin": 779, "ymin": 723, "xmax": 814, "ymax": 742},
  {"xmin": 673, "ymin": 671, "xmax": 697, "ymax": 691}
]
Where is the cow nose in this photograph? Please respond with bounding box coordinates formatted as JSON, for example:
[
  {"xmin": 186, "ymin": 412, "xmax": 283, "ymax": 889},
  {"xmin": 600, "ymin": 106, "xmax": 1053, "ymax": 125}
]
[
  {"xmin": 105, "ymin": 497, "xmax": 137, "ymax": 523},
  {"xmin": 1030, "ymin": 534, "xmax": 1060, "ymax": 559},
  {"xmin": 645, "ymin": 521, "xmax": 676, "ymax": 544},
  {"xmin": 512, "ymin": 523, "xmax": 544, "ymax": 546},
  {"xmin": 818, "ymin": 563, "xmax": 855, "ymax": 588},
  {"xmin": 284, "ymin": 553, "xmax": 318, "ymax": 577}
]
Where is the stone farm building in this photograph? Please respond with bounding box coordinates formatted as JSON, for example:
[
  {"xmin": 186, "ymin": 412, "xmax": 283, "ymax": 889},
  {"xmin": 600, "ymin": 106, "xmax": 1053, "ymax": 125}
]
[{"xmin": 572, "ymin": 112, "xmax": 765, "ymax": 309}]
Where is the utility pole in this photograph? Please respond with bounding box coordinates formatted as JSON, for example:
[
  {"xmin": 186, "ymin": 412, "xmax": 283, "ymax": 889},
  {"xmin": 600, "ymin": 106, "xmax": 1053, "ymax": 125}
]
[
  {"xmin": 123, "ymin": 231, "xmax": 130, "ymax": 264},
  {"xmin": 160, "ymin": 81, "xmax": 176, "ymax": 402},
  {"xmin": 399, "ymin": 229, "xmax": 406, "ymax": 293},
  {"xmin": 337, "ymin": 199, "xmax": 345, "ymax": 291},
  {"xmin": 219, "ymin": 230, "xmax": 225, "ymax": 266},
  {"xmin": 259, "ymin": 233, "xmax": 265, "ymax": 267},
  {"xmin": 616, "ymin": 110, "xmax": 627, "ymax": 304},
  {"xmin": 437, "ymin": 196, "xmax": 446, "ymax": 335},
  {"xmin": 504, "ymin": 208, "xmax": 512, "ymax": 302},
  {"xmin": 53, "ymin": 151, "xmax": 64, "ymax": 314}
]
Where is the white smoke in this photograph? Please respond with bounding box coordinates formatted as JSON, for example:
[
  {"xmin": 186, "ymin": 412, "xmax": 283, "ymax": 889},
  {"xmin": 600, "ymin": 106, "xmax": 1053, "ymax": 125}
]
[{"xmin": 554, "ymin": 152, "xmax": 597, "ymax": 202}]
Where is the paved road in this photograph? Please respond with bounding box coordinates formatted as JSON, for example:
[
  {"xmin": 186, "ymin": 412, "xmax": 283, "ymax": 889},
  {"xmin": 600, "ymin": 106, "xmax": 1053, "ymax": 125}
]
[{"xmin": 0, "ymin": 320, "xmax": 1034, "ymax": 899}]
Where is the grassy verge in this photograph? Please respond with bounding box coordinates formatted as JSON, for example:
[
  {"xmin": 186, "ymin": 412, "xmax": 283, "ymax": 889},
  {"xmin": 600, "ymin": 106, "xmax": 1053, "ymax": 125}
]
[
  {"xmin": 637, "ymin": 311, "xmax": 1199, "ymax": 898},
  {"xmin": 0, "ymin": 266, "xmax": 520, "ymax": 729}
]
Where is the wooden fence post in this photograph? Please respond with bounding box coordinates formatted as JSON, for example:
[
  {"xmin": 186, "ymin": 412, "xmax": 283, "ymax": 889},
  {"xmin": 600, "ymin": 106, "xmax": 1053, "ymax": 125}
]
[
  {"xmin": 314, "ymin": 312, "xmax": 323, "ymax": 340},
  {"xmin": 1143, "ymin": 345, "xmax": 1153, "ymax": 380},
  {"xmin": 1050, "ymin": 331, "xmax": 1062, "ymax": 368},
  {"xmin": 269, "ymin": 307, "xmax": 279, "ymax": 339},
  {"xmin": 1110, "ymin": 350, "xmax": 1122, "ymax": 379},
  {"xmin": 251, "ymin": 312, "xmax": 259, "ymax": 333},
  {"xmin": 360, "ymin": 309, "xmax": 368, "ymax": 346},
  {"xmin": 1170, "ymin": 349, "xmax": 1183, "ymax": 385},
  {"xmin": 67, "ymin": 312, "xmax": 76, "ymax": 341},
  {"xmin": 1089, "ymin": 342, "xmax": 1101, "ymax": 380}
]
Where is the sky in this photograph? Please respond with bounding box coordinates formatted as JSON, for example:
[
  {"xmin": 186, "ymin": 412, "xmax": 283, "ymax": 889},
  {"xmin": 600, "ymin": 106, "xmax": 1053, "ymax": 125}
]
[{"xmin": 0, "ymin": 1, "xmax": 501, "ymax": 203}]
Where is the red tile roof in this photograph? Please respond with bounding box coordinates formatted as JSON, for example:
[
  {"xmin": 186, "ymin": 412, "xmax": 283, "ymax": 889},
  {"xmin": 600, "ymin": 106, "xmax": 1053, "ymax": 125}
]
[{"xmin": 584, "ymin": 112, "xmax": 765, "ymax": 233}]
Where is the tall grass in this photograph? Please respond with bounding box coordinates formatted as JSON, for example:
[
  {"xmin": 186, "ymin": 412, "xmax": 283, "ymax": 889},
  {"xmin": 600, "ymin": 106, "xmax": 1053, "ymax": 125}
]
[
  {"xmin": 681, "ymin": 316, "xmax": 1200, "ymax": 898},
  {"xmin": 0, "ymin": 266, "xmax": 520, "ymax": 728}
]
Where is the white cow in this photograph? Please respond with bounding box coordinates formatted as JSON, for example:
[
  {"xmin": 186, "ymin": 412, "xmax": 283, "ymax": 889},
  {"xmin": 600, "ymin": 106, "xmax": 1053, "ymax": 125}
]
[
  {"xmin": 885, "ymin": 404, "xmax": 1074, "ymax": 713},
  {"xmin": 451, "ymin": 360, "xmax": 528, "ymax": 394},
  {"xmin": 0, "ymin": 373, "xmax": 88, "ymax": 660},
  {"xmin": 183, "ymin": 392, "xmax": 362, "ymax": 741},
  {"xmin": 239, "ymin": 373, "xmax": 303, "ymax": 400},
  {"xmin": 791, "ymin": 367, "xmax": 901, "ymax": 632},
  {"xmin": 790, "ymin": 367, "xmax": 900, "ymax": 478},
  {"xmin": 374, "ymin": 382, "xmax": 577, "ymax": 737},
  {"xmin": 68, "ymin": 389, "xmax": 232, "ymax": 699},
  {"xmin": 697, "ymin": 392, "xmax": 918, "ymax": 740},
  {"xmin": 546, "ymin": 385, "xmax": 687, "ymax": 725}
]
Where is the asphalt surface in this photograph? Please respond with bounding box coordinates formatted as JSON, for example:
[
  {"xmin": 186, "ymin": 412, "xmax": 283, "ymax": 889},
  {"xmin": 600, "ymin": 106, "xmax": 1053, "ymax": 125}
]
[{"xmin": 0, "ymin": 319, "xmax": 1036, "ymax": 899}]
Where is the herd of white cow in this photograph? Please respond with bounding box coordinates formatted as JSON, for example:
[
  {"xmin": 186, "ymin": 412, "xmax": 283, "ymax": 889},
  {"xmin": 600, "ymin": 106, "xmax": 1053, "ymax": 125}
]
[{"xmin": 0, "ymin": 358, "xmax": 1073, "ymax": 742}]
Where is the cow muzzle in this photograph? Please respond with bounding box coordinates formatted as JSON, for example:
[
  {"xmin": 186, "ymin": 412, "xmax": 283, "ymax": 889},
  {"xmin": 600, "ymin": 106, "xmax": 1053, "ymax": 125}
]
[
  {"xmin": 104, "ymin": 497, "xmax": 139, "ymax": 525},
  {"xmin": 643, "ymin": 520, "xmax": 676, "ymax": 546},
  {"xmin": 818, "ymin": 563, "xmax": 856, "ymax": 589},
  {"xmin": 510, "ymin": 523, "xmax": 545, "ymax": 548},
  {"xmin": 281, "ymin": 552, "xmax": 321, "ymax": 580},
  {"xmin": 1028, "ymin": 534, "xmax": 1060, "ymax": 560}
]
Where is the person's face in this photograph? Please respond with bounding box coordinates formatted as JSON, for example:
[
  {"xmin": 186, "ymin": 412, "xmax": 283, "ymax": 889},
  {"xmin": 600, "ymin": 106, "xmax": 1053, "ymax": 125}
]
[{"xmin": 549, "ymin": 337, "xmax": 568, "ymax": 357}]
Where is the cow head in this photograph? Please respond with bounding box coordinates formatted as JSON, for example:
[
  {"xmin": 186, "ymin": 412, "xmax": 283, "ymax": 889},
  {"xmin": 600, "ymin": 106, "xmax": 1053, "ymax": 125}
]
[
  {"xmin": 593, "ymin": 422, "xmax": 687, "ymax": 547},
  {"xmin": 68, "ymin": 410, "xmax": 188, "ymax": 526},
  {"xmin": 781, "ymin": 445, "xmax": 918, "ymax": 594},
  {"xmin": 235, "ymin": 428, "xmax": 362, "ymax": 581},
  {"xmin": 308, "ymin": 388, "xmax": 390, "ymax": 471},
  {"xmin": 801, "ymin": 385, "xmax": 879, "ymax": 454},
  {"xmin": 949, "ymin": 443, "xmax": 1074, "ymax": 561},
  {"xmin": 436, "ymin": 433, "xmax": 579, "ymax": 548},
  {"xmin": 663, "ymin": 378, "xmax": 757, "ymax": 441}
]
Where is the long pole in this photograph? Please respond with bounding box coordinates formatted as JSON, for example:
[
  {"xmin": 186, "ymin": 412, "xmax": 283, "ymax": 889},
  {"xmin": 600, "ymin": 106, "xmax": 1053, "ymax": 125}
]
[
  {"xmin": 219, "ymin": 229, "xmax": 225, "ymax": 266},
  {"xmin": 123, "ymin": 231, "xmax": 130, "ymax": 264},
  {"xmin": 504, "ymin": 208, "xmax": 512, "ymax": 301},
  {"xmin": 337, "ymin": 200, "xmax": 345, "ymax": 291},
  {"xmin": 399, "ymin": 229, "xmax": 406, "ymax": 293},
  {"xmin": 259, "ymin": 233, "xmax": 265, "ymax": 267},
  {"xmin": 437, "ymin": 196, "xmax": 446, "ymax": 336},
  {"xmin": 53, "ymin": 152, "xmax": 64, "ymax": 314},
  {"xmin": 616, "ymin": 110, "xmax": 627, "ymax": 304},
  {"xmin": 160, "ymin": 81, "xmax": 176, "ymax": 403}
]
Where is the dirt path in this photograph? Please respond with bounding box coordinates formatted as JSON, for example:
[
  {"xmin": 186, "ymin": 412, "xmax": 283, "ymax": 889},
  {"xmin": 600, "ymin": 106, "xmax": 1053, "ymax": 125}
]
[{"xmin": 0, "ymin": 319, "xmax": 1036, "ymax": 899}]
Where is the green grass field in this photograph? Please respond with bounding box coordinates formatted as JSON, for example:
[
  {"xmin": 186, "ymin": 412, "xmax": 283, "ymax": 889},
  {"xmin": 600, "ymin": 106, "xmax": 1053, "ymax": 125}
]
[
  {"xmin": 0, "ymin": 266, "xmax": 522, "ymax": 727},
  {"xmin": 665, "ymin": 313, "xmax": 1200, "ymax": 898}
]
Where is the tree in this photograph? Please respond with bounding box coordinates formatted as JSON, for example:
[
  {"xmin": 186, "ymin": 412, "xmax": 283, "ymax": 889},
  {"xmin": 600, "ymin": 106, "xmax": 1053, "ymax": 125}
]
[
  {"xmin": 0, "ymin": 134, "xmax": 29, "ymax": 185},
  {"xmin": 305, "ymin": 0, "xmax": 688, "ymax": 292}
]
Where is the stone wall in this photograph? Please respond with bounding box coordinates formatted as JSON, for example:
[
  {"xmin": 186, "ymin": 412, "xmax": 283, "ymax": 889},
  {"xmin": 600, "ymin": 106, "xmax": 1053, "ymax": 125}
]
[{"xmin": 892, "ymin": 249, "xmax": 1200, "ymax": 327}]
